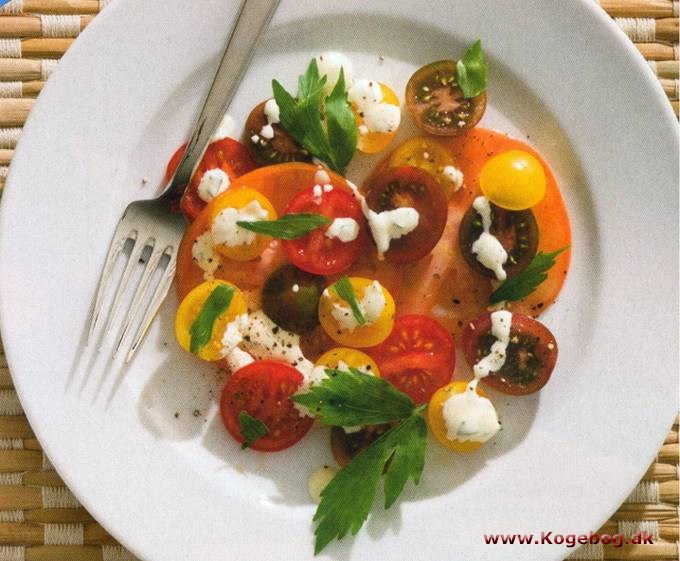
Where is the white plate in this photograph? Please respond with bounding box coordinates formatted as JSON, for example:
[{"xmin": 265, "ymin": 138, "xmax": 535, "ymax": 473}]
[{"xmin": 0, "ymin": 1, "xmax": 677, "ymax": 560}]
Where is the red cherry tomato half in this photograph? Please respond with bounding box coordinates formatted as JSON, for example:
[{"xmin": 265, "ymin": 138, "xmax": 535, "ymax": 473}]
[
  {"xmin": 220, "ymin": 360, "xmax": 313, "ymax": 451},
  {"xmin": 282, "ymin": 186, "xmax": 367, "ymax": 275},
  {"xmin": 367, "ymin": 314, "xmax": 455, "ymax": 404},
  {"xmin": 461, "ymin": 313, "xmax": 558, "ymax": 395},
  {"xmin": 364, "ymin": 166, "xmax": 447, "ymax": 263},
  {"xmin": 165, "ymin": 137, "xmax": 257, "ymax": 221}
]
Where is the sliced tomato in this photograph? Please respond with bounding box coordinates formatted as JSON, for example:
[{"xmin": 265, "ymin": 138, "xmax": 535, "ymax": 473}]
[
  {"xmin": 220, "ymin": 360, "xmax": 313, "ymax": 451},
  {"xmin": 461, "ymin": 313, "xmax": 558, "ymax": 395},
  {"xmin": 282, "ymin": 186, "xmax": 367, "ymax": 275},
  {"xmin": 330, "ymin": 424, "xmax": 392, "ymax": 467},
  {"xmin": 367, "ymin": 315, "xmax": 455, "ymax": 404},
  {"xmin": 363, "ymin": 166, "xmax": 447, "ymax": 263},
  {"xmin": 165, "ymin": 137, "xmax": 257, "ymax": 221}
]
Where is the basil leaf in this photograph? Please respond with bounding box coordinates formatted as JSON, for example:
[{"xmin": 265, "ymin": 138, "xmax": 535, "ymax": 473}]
[
  {"xmin": 238, "ymin": 411, "xmax": 269, "ymax": 449},
  {"xmin": 324, "ymin": 68, "xmax": 357, "ymax": 174},
  {"xmin": 489, "ymin": 246, "xmax": 569, "ymax": 304},
  {"xmin": 456, "ymin": 39, "xmax": 488, "ymax": 98},
  {"xmin": 236, "ymin": 213, "xmax": 330, "ymax": 239},
  {"xmin": 333, "ymin": 276, "xmax": 366, "ymax": 325},
  {"xmin": 189, "ymin": 284, "xmax": 235, "ymax": 353}
]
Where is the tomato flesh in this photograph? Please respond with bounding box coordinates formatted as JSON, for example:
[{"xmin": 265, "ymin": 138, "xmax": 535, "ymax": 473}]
[
  {"xmin": 364, "ymin": 166, "xmax": 447, "ymax": 263},
  {"xmin": 165, "ymin": 137, "xmax": 257, "ymax": 221},
  {"xmin": 367, "ymin": 315, "xmax": 455, "ymax": 404},
  {"xmin": 220, "ymin": 360, "xmax": 313, "ymax": 451},
  {"xmin": 461, "ymin": 313, "xmax": 558, "ymax": 395},
  {"xmin": 282, "ymin": 186, "xmax": 367, "ymax": 275}
]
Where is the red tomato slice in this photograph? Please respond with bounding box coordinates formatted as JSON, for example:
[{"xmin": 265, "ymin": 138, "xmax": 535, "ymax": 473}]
[
  {"xmin": 363, "ymin": 166, "xmax": 447, "ymax": 263},
  {"xmin": 165, "ymin": 137, "xmax": 257, "ymax": 221},
  {"xmin": 367, "ymin": 315, "xmax": 455, "ymax": 404},
  {"xmin": 461, "ymin": 313, "xmax": 558, "ymax": 395},
  {"xmin": 220, "ymin": 360, "xmax": 313, "ymax": 452},
  {"xmin": 282, "ymin": 186, "xmax": 367, "ymax": 275}
]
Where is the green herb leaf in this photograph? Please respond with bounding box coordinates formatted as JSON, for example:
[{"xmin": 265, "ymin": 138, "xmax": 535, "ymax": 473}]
[
  {"xmin": 188, "ymin": 284, "xmax": 235, "ymax": 353},
  {"xmin": 272, "ymin": 59, "xmax": 357, "ymax": 174},
  {"xmin": 332, "ymin": 276, "xmax": 366, "ymax": 326},
  {"xmin": 455, "ymin": 39, "xmax": 488, "ymax": 98},
  {"xmin": 236, "ymin": 213, "xmax": 330, "ymax": 239},
  {"xmin": 489, "ymin": 246, "xmax": 569, "ymax": 304},
  {"xmin": 238, "ymin": 411, "xmax": 269, "ymax": 449},
  {"xmin": 292, "ymin": 367, "xmax": 416, "ymax": 427},
  {"xmin": 313, "ymin": 413, "xmax": 427, "ymax": 554}
]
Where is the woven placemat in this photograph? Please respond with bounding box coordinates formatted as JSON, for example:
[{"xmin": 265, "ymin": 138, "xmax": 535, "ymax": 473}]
[{"xmin": 0, "ymin": 1, "xmax": 677, "ymax": 560}]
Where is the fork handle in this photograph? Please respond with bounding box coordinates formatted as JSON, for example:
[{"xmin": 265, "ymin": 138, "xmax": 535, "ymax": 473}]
[{"xmin": 163, "ymin": 0, "xmax": 280, "ymax": 202}]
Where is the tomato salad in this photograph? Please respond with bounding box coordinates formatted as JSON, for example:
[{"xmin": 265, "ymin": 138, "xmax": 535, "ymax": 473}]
[{"xmin": 169, "ymin": 42, "xmax": 571, "ymax": 553}]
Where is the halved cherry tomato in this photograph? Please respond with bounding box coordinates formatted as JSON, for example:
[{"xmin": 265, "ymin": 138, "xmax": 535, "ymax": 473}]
[
  {"xmin": 220, "ymin": 360, "xmax": 313, "ymax": 451},
  {"xmin": 282, "ymin": 186, "xmax": 366, "ymax": 275},
  {"xmin": 458, "ymin": 202, "xmax": 539, "ymax": 279},
  {"xmin": 480, "ymin": 150, "xmax": 546, "ymax": 211},
  {"xmin": 330, "ymin": 424, "xmax": 392, "ymax": 467},
  {"xmin": 364, "ymin": 166, "xmax": 447, "ymax": 263},
  {"xmin": 244, "ymin": 100, "xmax": 311, "ymax": 165},
  {"xmin": 389, "ymin": 136, "xmax": 462, "ymax": 198},
  {"xmin": 316, "ymin": 347, "xmax": 380, "ymax": 376},
  {"xmin": 209, "ymin": 187, "xmax": 277, "ymax": 262},
  {"xmin": 427, "ymin": 381, "xmax": 491, "ymax": 452},
  {"xmin": 461, "ymin": 313, "xmax": 558, "ymax": 395},
  {"xmin": 165, "ymin": 138, "xmax": 257, "ymax": 221},
  {"xmin": 318, "ymin": 277, "xmax": 395, "ymax": 348},
  {"xmin": 405, "ymin": 60, "xmax": 487, "ymax": 136},
  {"xmin": 175, "ymin": 280, "xmax": 247, "ymax": 361},
  {"xmin": 367, "ymin": 314, "xmax": 455, "ymax": 404},
  {"xmin": 354, "ymin": 83, "xmax": 400, "ymax": 154}
]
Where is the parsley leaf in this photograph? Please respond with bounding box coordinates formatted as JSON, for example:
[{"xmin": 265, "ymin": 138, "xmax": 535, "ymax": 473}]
[
  {"xmin": 291, "ymin": 368, "xmax": 415, "ymax": 426},
  {"xmin": 313, "ymin": 413, "xmax": 427, "ymax": 554},
  {"xmin": 489, "ymin": 246, "xmax": 569, "ymax": 304},
  {"xmin": 456, "ymin": 39, "xmax": 488, "ymax": 98},
  {"xmin": 238, "ymin": 411, "xmax": 269, "ymax": 449},
  {"xmin": 236, "ymin": 213, "xmax": 330, "ymax": 239},
  {"xmin": 272, "ymin": 59, "xmax": 357, "ymax": 174},
  {"xmin": 333, "ymin": 276, "xmax": 366, "ymax": 325},
  {"xmin": 188, "ymin": 284, "xmax": 235, "ymax": 353}
]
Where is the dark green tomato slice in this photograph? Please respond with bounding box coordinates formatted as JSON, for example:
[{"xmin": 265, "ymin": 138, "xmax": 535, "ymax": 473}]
[
  {"xmin": 459, "ymin": 202, "xmax": 539, "ymax": 278},
  {"xmin": 330, "ymin": 424, "xmax": 392, "ymax": 468},
  {"xmin": 461, "ymin": 312, "xmax": 558, "ymax": 395},
  {"xmin": 244, "ymin": 100, "xmax": 312, "ymax": 166},
  {"xmin": 261, "ymin": 264, "xmax": 325, "ymax": 334},
  {"xmin": 405, "ymin": 60, "xmax": 487, "ymax": 136}
]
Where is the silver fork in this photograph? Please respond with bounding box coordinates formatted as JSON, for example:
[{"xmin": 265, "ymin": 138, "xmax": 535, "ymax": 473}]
[{"xmin": 88, "ymin": 0, "xmax": 280, "ymax": 362}]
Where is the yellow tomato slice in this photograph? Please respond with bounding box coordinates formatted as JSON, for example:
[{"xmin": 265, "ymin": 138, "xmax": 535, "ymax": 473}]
[
  {"xmin": 389, "ymin": 136, "xmax": 461, "ymax": 198},
  {"xmin": 318, "ymin": 277, "xmax": 395, "ymax": 348},
  {"xmin": 479, "ymin": 150, "xmax": 546, "ymax": 210},
  {"xmin": 175, "ymin": 280, "xmax": 247, "ymax": 361},
  {"xmin": 209, "ymin": 187, "xmax": 277, "ymax": 261},
  {"xmin": 427, "ymin": 381, "xmax": 487, "ymax": 452},
  {"xmin": 355, "ymin": 83, "xmax": 400, "ymax": 154},
  {"xmin": 316, "ymin": 347, "xmax": 381, "ymax": 377}
]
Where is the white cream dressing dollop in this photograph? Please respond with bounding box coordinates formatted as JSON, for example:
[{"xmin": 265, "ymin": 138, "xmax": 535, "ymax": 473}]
[
  {"xmin": 348, "ymin": 78, "xmax": 401, "ymax": 134},
  {"xmin": 324, "ymin": 280, "xmax": 386, "ymax": 332},
  {"xmin": 471, "ymin": 196, "xmax": 508, "ymax": 281},
  {"xmin": 211, "ymin": 200, "xmax": 269, "ymax": 248},
  {"xmin": 441, "ymin": 310, "xmax": 511, "ymax": 443},
  {"xmin": 197, "ymin": 168, "xmax": 230, "ymax": 203},
  {"xmin": 315, "ymin": 51, "xmax": 354, "ymax": 95}
]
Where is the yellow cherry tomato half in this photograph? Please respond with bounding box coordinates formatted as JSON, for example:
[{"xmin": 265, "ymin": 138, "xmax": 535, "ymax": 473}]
[
  {"xmin": 389, "ymin": 136, "xmax": 462, "ymax": 198},
  {"xmin": 354, "ymin": 83, "xmax": 400, "ymax": 154},
  {"xmin": 209, "ymin": 187, "xmax": 277, "ymax": 261},
  {"xmin": 318, "ymin": 277, "xmax": 395, "ymax": 348},
  {"xmin": 479, "ymin": 150, "xmax": 546, "ymax": 211},
  {"xmin": 316, "ymin": 347, "xmax": 381, "ymax": 377},
  {"xmin": 427, "ymin": 381, "xmax": 490, "ymax": 453},
  {"xmin": 175, "ymin": 280, "xmax": 247, "ymax": 361}
]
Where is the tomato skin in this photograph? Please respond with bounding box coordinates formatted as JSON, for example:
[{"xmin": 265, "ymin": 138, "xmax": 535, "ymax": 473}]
[
  {"xmin": 282, "ymin": 186, "xmax": 367, "ymax": 275},
  {"xmin": 220, "ymin": 360, "xmax": 313, "ymax": 451},
  {"xmin": 480, "ymin": 150, "xmax": 546, "ymax": 211},
  {"xmin": 364, "ymin": 166, "xmax": 447, "ymax": 263},
  {"xmin": 367, "ymin": 314, "xmax": 455, "ymax": 404},
  {"xmin": 316, "ymin": 347, "xmax": 380, "ymax": 377},
  {"xmin": 165, "ymin": 138, "xmax": 257, "ymax": 221},
  {"xmin": 405, "ymin": 60, "xmax": 487, "ymax": 136},
  {"xmin": 461, "ymin": 313, "xmax": 558, "ymax": 395}
]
